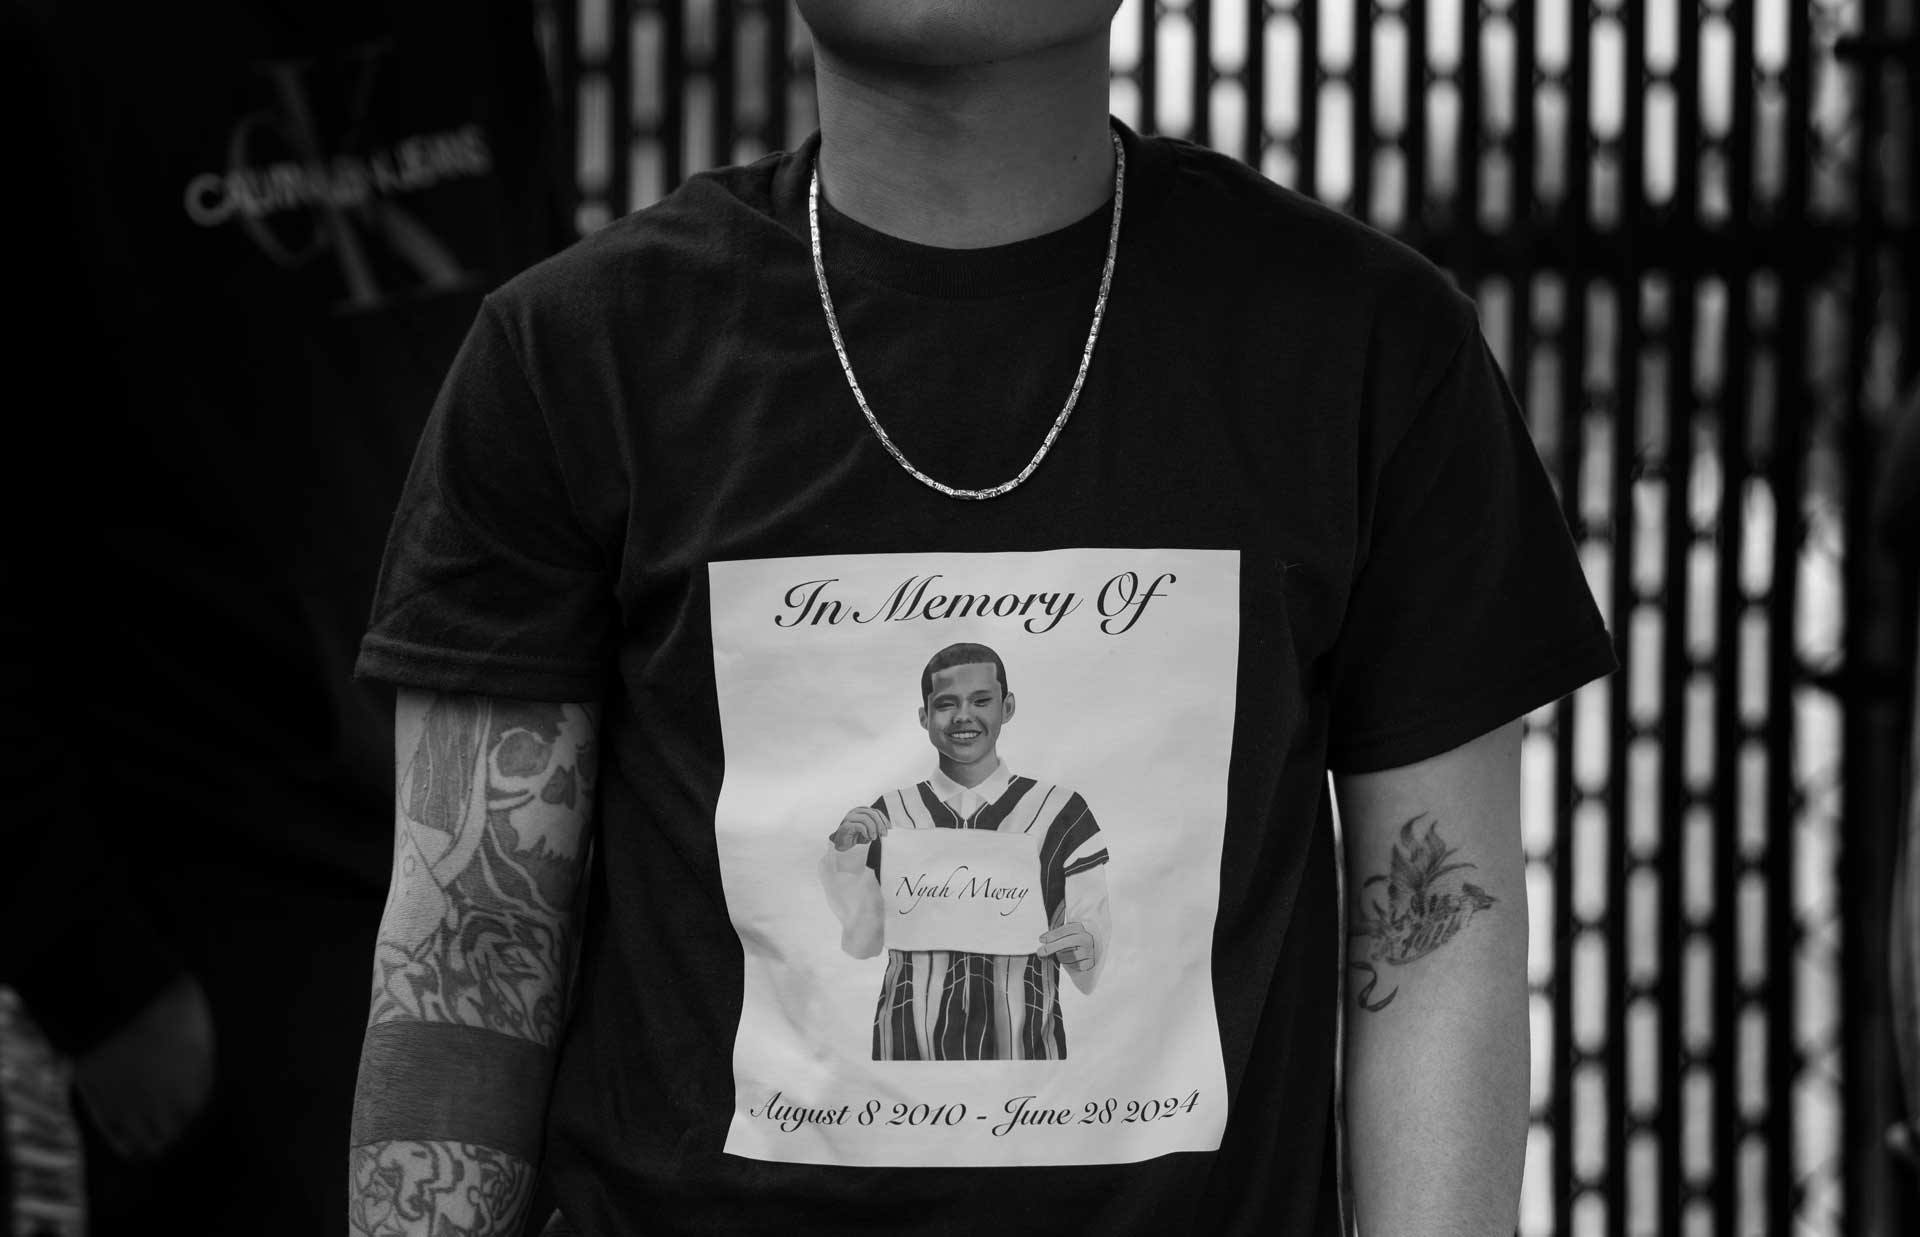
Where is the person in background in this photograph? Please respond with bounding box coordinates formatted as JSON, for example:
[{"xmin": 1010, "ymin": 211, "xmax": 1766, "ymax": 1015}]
[{"xmin": 0, "ymin": 2, "xmax": 569, "ymax": 1231}]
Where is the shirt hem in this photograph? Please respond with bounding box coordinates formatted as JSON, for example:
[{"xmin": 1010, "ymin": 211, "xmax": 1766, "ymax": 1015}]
[{"xmin": 354, "ymin": 633, "xmax": 608, "ymax": 703}]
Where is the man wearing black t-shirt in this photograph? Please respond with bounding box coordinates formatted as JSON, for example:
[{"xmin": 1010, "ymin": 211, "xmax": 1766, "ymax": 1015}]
[{"xmin": 348, "ymin": 2, "xmax": 1616, "ymax": 1234}]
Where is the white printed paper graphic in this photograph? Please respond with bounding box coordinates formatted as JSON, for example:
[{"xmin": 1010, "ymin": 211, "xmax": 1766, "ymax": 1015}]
[
  {"xmin": 881, "ymin": 828, "xmax": 1046, "ymax": 955},
  {"xmin": 710, "ymin": 549, "xmax": 1238, "ymax": 1167}
]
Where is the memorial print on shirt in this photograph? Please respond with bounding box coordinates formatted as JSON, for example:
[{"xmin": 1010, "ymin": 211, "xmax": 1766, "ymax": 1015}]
[
  {"xmin": 710, "ymin": 549, "xmax": 1236, "ymax": 1168},
  {"xmin": 817, "ymin": 642, "xmax": 1112, "ymax": 1061}
]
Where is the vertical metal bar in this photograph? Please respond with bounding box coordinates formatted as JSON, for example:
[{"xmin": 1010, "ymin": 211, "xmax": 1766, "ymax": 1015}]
[
  {"xmin": 610, "ymin": 0, "xmax": 634, "ymax": 214},
  {"xmin": 1502, "ymin": 2, "xmax": 1539, "ymax": 1203},
  {"xmin": 1296, "ymin": 0, "xmax": 1319, "ymax": 203},
  {"xmin": 1192, "ymin": 0, "xmax": 1213, "ymax": 148},
  {"xmin": 713, "ymin": 0, "xmax": 736, "ymax": 168},
  {"xmin": 1658, "ymin": 8, "xmax": 1702, "ymax": 1233},
  {"xmin": 768, "ymin": 0, "xmax": 791, "ymax": 149},
  {"xmin": 1713, "ymin": 6, "xmax": 1755, "ymax": 1232},
  {"xmin": 1501, "ymin": 55, "xmax": 1540, "ymax": 1230},
  {"xmin": 1604, "ymin": 7, "xmax": 1650, "ymax": 1236},
  {"xmin": 555, "ymin": 0, "xmax": 582, "ymax": 231},
  {"xmin": 1505, "ymin": 0, "xmax": 1533, "ymax": 589},
  {"xmin": 1840, "ymin": 2, "xmax": 1890, "ymax": 1231},
  {"xmin": 1766, "ymin": 0, "xmax": 1815, "ymax": 1230},
  {"xmin": 1907, "ymin": 3, "xmax": 1920, "ymax": 382},
  {"xmin": 1496, "ymin": 1, "xmax": 1541, "ymax": 1202},
  {"xmin": 1454, "ymin": 0, "xmax": 1484, "ymax": 281},
  {"xmin": 1651, "ymin": 277, "xmax": 1693, "ymax": 1237},
  {"xmin": 1350, "ymin": 0, "xmax": 1373, "ymax": 219},
  {"xmin": 1139, "ymin": 0, "xmax": 1160, "ymax": 131},
  {"xmin": 1508, "ymin": 0, "xmax": 1530, "ymax": 229},
  {"xmin": 1243, "ymin": 0, "xmax": 1265, "ymax": 167},
  {"xmin": 661, "ymin": 0, "xmax": 687, "ymax": 190},
  {"xmin": 1503, "ymin": 0, "xmax": 1540, "ymax": 1192},
  {"xmin": 1554, "ymin": 3, "xmax": 1595, "ymax": 1228},
  {"xmin": 1404, "ymin": 0, "xmax": 1429, "ymax": 232}
]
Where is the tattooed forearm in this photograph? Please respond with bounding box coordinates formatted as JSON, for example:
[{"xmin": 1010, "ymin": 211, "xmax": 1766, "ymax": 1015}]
[
  {"xmin": 348, "ymin": 1139, "xmax": 535, "ymax": 1236},
  {"xmin": 1347, "ymin": 814, "xmax": 1497, "ymax": 1012},
  {"xmin": 370, "ymin": 695, "xmax": 599, "ymax": 1047},
  {"xmin": 351, "ymin": 695, "xmax": 597, "ymax": 1233}
]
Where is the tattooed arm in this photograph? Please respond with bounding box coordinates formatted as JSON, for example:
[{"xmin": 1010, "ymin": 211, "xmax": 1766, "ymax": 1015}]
[
  {"xmin": 348, "ymin": 690, "xmax": 599, "ymax": 1237},
  {"xmin": 1334, "ymin": 719, "xmax": 1528, "ymax": 1237}
]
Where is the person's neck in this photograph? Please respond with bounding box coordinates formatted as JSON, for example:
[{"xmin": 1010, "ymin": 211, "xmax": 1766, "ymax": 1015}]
[
  {"xmin": 811, "ymin": 35, "xmax": 1115, "ymax": 249},
  {"xmin": 939, "ymin": 753, "xmax": 1002, "ymax": 790}
]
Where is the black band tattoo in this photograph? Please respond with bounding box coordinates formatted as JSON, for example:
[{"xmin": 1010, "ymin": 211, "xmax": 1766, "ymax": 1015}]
[{"xmin": 1348, "ymin": 814, "xmax": 1497, "ymax": 1012}]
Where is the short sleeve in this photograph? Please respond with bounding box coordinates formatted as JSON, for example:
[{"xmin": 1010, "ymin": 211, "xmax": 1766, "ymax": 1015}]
[
  {"xmin": 1325, "ymin": 319, "xmax": 1618, "ymax": 774},
  {"xmin": 355, "ymin": 298, "xmax": 616, "ymax": 701}
]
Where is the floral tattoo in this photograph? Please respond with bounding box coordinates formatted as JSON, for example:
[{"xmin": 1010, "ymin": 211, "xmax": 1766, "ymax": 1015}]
[{"xmin": 1348, "ymin": 814, "xmax": 1496, "ymax": 1012}]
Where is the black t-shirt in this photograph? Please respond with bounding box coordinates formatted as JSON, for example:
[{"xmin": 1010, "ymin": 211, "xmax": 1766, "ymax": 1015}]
[{"xmin": 358, "ymin": 121, "xmax": 1616, "ymax": 1234}]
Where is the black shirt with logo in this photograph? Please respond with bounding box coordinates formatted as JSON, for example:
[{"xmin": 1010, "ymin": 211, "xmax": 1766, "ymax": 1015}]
[{"xmin": 3, "ymin": 8, "xmax": 563, "ymax": 1224}]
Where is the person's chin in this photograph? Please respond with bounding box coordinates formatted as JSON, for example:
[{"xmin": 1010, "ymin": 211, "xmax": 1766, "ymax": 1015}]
[{"xmin": 801, "ymin": 2, "xmax": 1112, "ymax": 69}]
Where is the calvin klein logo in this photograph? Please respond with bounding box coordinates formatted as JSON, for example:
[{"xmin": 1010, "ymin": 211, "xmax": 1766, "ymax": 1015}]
[{"xmin": 180, "ymin": 40, "xmax": 486, "ymax": 312}]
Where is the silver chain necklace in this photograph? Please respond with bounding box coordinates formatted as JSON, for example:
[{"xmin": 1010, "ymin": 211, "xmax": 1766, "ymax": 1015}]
[{"xmin": 807, "ymin": 129, "xmax": 1126, "ymax": 501}]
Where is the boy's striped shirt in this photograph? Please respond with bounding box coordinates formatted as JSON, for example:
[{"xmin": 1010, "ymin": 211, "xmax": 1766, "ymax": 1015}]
[{"xmin": 862, "ymin": 768, "xmax": 1108, "ymax": 1061}]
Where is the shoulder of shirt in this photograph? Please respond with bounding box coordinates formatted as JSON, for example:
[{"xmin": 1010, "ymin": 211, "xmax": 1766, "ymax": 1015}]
[
  {"xmin": 1015, "ymin": 777, "xmax": 1092, "ymax": 813},
  {"xmin": 480, "ymin": 149, "xmax": 789, "ymax": 325},
  {"xmin": 1139, "ymin": 132, "xmax": 1481, "ymax": 350}
]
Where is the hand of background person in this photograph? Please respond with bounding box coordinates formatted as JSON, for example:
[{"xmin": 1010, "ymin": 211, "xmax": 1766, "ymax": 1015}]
[
  {"xmin": 73, "ymin": 973, "xmax": 215, "ymax": 1161},
  {"xmin": 828, "ymin": 805, "xmax": 890, "ymax": 851},
  {"xmin": 1038, "ymin": 922, "xmax": 1096, "ymax": 973}
]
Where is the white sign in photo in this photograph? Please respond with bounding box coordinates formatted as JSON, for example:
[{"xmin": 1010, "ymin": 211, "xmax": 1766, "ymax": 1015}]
[{"xmin": 880, "ymin": 828, "xmax": 1046, "ymax": 956}]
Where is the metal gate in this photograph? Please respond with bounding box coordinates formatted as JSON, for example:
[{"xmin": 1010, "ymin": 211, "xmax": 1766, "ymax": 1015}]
[{"xmin": 543, "ymin": 2, "xmax": 1917, "ymax": 1232}]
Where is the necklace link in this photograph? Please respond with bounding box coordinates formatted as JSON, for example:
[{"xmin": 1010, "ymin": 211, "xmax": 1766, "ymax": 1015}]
[{"xmin": 808, "ymin": 129, "xmax": 1126, "ymax": 502}]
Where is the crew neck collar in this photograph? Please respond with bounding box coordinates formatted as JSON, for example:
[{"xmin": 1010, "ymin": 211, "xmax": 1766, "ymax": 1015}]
[
  {"xmin": 928, "ymin": 760, "xmax": 1016, "ymax": 811},
  {"xmin": 771, "ymin": 118, "xmax": 1165, "ymax": 300}
]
